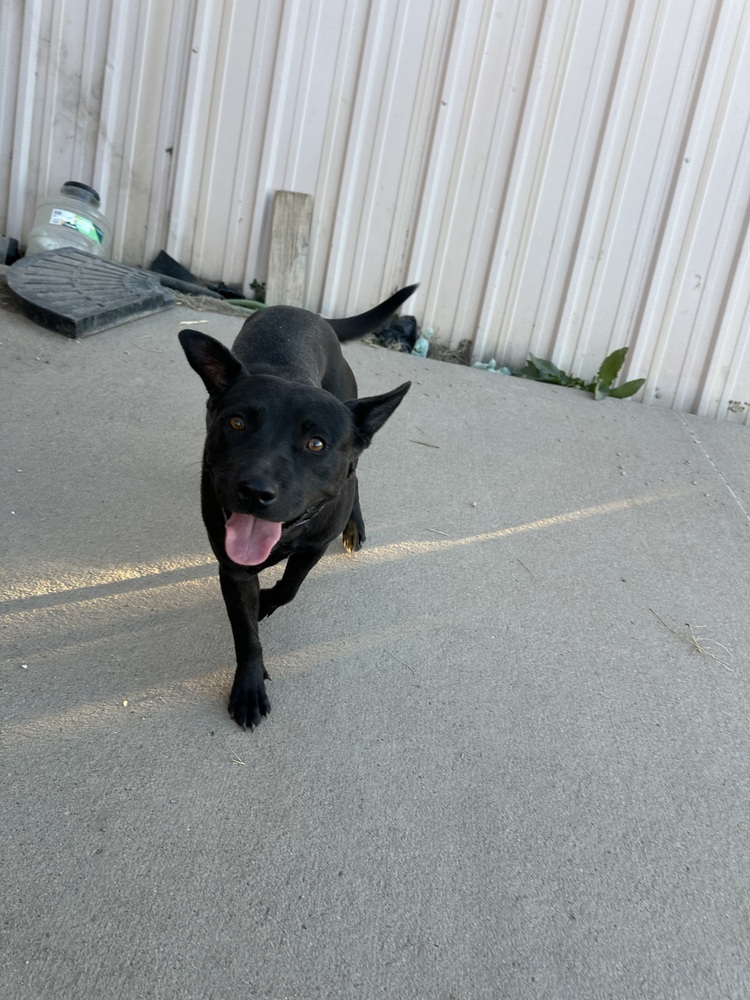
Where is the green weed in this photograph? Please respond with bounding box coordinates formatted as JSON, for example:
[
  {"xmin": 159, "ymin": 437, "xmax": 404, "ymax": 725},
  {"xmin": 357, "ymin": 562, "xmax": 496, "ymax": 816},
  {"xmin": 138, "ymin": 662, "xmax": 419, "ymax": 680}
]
[{"xmin": 511, "ymin": 347, "xmax": 645, "ymax": 400}]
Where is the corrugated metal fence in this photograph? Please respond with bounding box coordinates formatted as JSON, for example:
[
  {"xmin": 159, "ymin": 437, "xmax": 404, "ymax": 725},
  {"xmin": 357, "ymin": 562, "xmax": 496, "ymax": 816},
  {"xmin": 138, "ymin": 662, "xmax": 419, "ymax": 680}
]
[{"xmin": 2, "ymin": 0, "xmax": 749, "ymax": 422}]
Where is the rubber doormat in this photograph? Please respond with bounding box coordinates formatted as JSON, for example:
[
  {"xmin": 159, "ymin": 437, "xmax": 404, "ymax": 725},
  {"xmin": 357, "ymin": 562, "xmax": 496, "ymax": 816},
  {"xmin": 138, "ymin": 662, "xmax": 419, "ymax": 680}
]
[{"xmin": 6, "ymin": 247, "xmax": 175, "ymax": 338}]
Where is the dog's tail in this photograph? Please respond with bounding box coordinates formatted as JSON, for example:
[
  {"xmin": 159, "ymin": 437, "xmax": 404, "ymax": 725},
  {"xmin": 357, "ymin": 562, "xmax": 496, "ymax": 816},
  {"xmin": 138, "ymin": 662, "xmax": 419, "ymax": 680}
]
[{"xmin": 326, "ymin": 284, "xmax": 418, "ymax": 342}]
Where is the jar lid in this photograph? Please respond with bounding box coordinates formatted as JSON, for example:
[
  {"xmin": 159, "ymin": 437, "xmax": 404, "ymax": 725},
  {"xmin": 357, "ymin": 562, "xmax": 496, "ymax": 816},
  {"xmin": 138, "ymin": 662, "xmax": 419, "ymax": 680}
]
[{"xmin": 60, "ymin": 182, "xmax": 101, "ymax": 207}]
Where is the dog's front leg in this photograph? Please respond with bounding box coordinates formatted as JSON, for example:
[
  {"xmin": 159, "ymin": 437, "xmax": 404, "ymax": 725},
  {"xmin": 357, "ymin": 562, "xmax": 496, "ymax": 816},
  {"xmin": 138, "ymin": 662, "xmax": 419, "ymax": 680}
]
[
  {"xmin": 259, "ymin": 546, "xmax": 327, "ymax": 620},
  {"xmin": 219, "ymin": 565, "xmax": 271, "ymax": 729}
]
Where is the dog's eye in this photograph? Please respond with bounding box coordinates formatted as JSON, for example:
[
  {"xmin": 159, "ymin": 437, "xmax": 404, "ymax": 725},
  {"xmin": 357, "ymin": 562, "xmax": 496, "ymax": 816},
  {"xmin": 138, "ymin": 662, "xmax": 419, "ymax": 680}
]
[
  {"xmin": 306, "ymin": 437, "xmax": 325, "ymax": 452},
  {"xmin": 228, "ymin": 415, "xmax": 246, "ymax": 431}
]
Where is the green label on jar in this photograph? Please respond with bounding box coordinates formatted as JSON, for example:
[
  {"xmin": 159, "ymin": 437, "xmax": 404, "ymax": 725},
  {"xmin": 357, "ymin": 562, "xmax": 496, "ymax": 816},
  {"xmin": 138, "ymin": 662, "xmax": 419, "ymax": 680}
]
[{"xmin": 49, "ymin": 208, "xmax": 104, "ymax": 245}]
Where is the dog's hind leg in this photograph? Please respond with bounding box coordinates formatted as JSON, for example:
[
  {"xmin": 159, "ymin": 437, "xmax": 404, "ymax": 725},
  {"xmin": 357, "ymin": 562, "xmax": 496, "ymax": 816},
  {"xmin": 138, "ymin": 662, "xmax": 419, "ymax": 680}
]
[
  {"xmin": 342, "ymin": 479, "xmax": 366, "ymax": 553},
  {"xmin": 219, "ymin": 566, "xmax": 271, "ymax": 729}
]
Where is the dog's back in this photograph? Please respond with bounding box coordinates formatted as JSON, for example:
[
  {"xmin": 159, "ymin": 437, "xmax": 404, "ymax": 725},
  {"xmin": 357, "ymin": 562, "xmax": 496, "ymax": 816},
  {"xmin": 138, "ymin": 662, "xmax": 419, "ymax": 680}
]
[
  {"xmin": 231, "ymin": 284, "xmax": 419, "ymax": 401},
  {"xmin": 232, "ymin": 307, "xmax": 357, "ymax": 400}
]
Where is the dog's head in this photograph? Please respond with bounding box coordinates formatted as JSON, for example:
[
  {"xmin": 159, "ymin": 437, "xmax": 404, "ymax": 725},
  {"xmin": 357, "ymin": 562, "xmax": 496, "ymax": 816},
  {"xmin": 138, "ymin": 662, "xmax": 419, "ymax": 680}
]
[{"xmin": 178, "ymin": 329, "xmax": 410, "ymax": 565}]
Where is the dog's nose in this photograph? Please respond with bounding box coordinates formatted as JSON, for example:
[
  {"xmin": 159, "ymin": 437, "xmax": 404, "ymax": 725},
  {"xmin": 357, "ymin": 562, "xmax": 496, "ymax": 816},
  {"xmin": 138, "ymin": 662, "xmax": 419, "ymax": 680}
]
[{"xmin": 236, "ymin": 478, "xmax": 277, "ymax": 508}]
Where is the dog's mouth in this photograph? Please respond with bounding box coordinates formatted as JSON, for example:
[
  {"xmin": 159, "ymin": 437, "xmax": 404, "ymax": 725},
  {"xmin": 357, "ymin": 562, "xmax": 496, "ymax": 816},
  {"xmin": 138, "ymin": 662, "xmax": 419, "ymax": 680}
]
[
  {"xmin": 223, "ymin": 499, "xmax": 331, "ymax": 566},
  {"xmin": 283, "ymin": 497, "xmax": 330, "ymax": 530}
]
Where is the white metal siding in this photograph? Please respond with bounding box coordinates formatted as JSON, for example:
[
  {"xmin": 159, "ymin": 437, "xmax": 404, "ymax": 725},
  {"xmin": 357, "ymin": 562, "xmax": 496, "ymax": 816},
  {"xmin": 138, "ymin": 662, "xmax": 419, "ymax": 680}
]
[{"xmin": 1, "ymin": 0, "xmax": 749, "ymax": 423}]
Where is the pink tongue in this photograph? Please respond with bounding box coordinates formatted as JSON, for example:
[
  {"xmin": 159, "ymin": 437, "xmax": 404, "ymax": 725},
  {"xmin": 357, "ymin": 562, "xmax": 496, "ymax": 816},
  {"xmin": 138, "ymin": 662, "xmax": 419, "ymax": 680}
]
[{"xmin": 225, "ymin": 513, "xmax": 283, "ymax": 566}]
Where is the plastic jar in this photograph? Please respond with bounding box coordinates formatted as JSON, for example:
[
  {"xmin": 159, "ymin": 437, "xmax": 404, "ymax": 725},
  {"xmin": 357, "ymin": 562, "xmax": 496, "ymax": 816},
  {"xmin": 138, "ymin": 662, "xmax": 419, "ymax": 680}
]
[{"xmin": 25, "ymin": 182, "xmax": 113, "ymax": 257}]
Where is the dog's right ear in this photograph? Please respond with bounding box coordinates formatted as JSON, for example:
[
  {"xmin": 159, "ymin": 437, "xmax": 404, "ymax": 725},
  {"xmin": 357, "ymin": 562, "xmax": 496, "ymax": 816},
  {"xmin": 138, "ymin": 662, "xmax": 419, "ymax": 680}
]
[{"xmin": 178, "ymin": 330, "xmax": 243, "ymax": 394}]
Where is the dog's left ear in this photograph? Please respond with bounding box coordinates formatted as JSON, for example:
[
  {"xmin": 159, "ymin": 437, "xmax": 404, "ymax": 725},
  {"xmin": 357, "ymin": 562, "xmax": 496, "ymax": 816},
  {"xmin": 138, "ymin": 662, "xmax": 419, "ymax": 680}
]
[
  {"xmin": 178, "ymin": 330, "xmax": 243, "ymax": 394},
  {"xmin": 346, "ymin": 382, "xmax": 411, "ymax": 451}
]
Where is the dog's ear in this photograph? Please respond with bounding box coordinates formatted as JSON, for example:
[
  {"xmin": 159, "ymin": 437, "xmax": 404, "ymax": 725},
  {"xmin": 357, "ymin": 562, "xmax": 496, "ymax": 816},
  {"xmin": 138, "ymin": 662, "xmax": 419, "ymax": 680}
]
[
  {"xmin": 178, "ymin": 330, "xmax": 243, "ymax": 394},
  {"xmin": 346, "ymin": 382, "xmax": 411, "ymax": 450}
]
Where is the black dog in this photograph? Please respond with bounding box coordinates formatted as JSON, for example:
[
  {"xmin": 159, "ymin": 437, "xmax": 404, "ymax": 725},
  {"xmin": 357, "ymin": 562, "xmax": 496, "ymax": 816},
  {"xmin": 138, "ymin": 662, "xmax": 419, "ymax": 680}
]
[{"xmin": 178, "ymin": 285, "xmax": 416, "ymax": 728}]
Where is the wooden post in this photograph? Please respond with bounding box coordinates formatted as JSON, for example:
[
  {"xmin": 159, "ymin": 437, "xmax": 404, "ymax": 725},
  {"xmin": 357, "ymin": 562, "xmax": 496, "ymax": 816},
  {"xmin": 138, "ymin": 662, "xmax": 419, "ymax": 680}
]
[{"xmin": 265, "ymin": 191, "xmax": 313, "ymax": 307}]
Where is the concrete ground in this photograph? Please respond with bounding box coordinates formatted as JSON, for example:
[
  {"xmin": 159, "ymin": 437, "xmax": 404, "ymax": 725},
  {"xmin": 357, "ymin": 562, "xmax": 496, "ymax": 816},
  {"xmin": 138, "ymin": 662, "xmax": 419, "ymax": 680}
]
[{"xmin": 1, "ymin": 285, "xmax": 749, "ymax": 1000}]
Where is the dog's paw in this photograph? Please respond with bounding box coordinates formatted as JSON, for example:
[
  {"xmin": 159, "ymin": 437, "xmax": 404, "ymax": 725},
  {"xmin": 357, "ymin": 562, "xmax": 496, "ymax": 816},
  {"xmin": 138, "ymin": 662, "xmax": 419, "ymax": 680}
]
[
  {"xmin": 343, "ymin": 519, "xmax": 365, "ymax": 553},
  {"xmin": 228, "ymin": 678, "xmax": 271, "ymax": 730}
]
